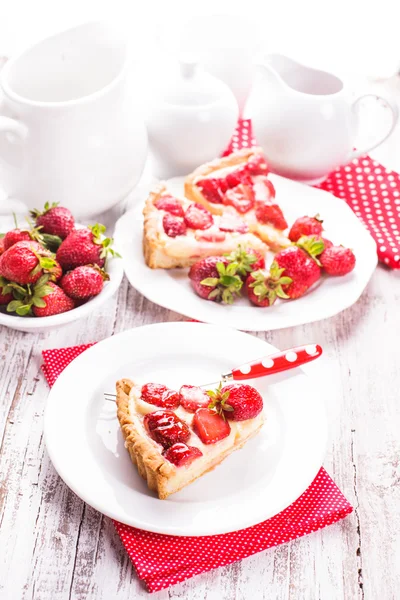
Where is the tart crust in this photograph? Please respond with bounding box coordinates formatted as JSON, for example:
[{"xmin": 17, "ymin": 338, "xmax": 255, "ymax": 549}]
[
  {"xmin": 116, "ymin": 378, "xmax": 265, "ymax": 500},
  {"xmin": 184, "ymin": 148, "xmax": 291, "ymax": 252}
]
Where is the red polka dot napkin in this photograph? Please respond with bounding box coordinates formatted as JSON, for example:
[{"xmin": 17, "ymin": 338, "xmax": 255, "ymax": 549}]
[
  {"xmin": 225, "ymin": 120, "xmax": 400, "ymax": 269},
  {"xmin": 42, "ymin": 344, "xmax": 352, "ymax": 593}
]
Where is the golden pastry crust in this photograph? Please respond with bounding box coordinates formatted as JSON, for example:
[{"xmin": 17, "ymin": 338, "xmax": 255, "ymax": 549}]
[
  {"xmin": 184, "ymin": 148, "xmax": 291, "ymax": 252},
  {"xmin": 143, "ymin": 182, "xmax": 268, "ymax": 269},
  {"xmin": 116, "ymin": 378, "xmax": 265, "ymax": 500},
  {"xmin": 116, "ymin": 378, "xmax": 175, "ymax": 499}
]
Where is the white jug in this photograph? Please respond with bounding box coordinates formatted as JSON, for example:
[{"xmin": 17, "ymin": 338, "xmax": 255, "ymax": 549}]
[
  {"xmin": 0, "ymin": 22, "xmax": 148, "ymax": 217},
  {"xmin": 247, "ymin": 54, "xmax": 398, "ymax": 183}
]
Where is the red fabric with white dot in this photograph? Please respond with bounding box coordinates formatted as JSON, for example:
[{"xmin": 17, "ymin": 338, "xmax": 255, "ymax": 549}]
[
  {"xmin": 42, "ymin": 344, "xmax": 353, "ymax": 593},
  {"xmin": 225, "ymin": 120, "xmax": 400, "ymax": 269}
]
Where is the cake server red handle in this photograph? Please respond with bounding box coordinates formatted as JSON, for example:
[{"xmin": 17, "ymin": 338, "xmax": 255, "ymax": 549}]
[{"xmin": 228, "ymin": 344, "xmax": 323, "ymax": 381}]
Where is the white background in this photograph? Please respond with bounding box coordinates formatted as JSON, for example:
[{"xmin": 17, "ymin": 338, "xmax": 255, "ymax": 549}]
[{"xmin": 0, "ymin": 0, "xmax": 399, "ymax": 80}]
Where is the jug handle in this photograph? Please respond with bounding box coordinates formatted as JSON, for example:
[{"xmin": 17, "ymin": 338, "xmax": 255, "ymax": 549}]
[
  {"xmin": 348, "ymin": 93, "xmax": 398, "ymax": 160},
  {"xmin": 0, "ymin": 117, "xmax": 28, "ymax": 215},
  {"xmin": 0, "ymin": 116, "xmax": 28, "ymax": 143}
]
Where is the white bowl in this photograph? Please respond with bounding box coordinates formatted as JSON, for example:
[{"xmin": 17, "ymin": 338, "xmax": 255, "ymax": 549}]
[
  {"xmin": 0, "ymin": 254, "xmax": 123, "ymax": 333},
  {"xmin": 0, "ymin": 218, "xmax": 124, "ymax": 334}
]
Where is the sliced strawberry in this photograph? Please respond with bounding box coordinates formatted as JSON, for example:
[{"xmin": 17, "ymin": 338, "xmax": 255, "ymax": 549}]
[
  {"xmin": 197, "ymin": 178, "xmax": 224, "ymax": 204},
  {"xmin": 162, "ymin": 214, "xmax": 187, "ymax": 237},
  {"xmin": 218, "ymin": 216, "xmax": 249, "ymax": 233},
  {"xmin": 195, "ymin": 230, "xmax": 226, "ymax": 243},
  {"xmin": 154, "ymin": 195, "xmax": 184, "ymax": 217},
  {"xmin": 217, "ymin": 178, "xmax": 229, "ymax": 193},
  {"xmin": 223, "ymin": 184, "xmax": 255, "ymax": 214},
  {"xmin": 253, "ymin": 177, "xmax": 276, "ymax": 201},
  {"xmin": 141, "ymin": 383, "xmax": 180, "ymax": 409},
  {"xmin": 255, "ymin": 203, "xmax": 288, "ymax": 230},
  {"xmin": 179, "ymin": 385, "xmax": 211, "ymax": 412},
  {"xmin": 144, "ymin": 410, "xmax": 190, "ymax": 448},
  {"xmin": 192, "ymin": 408, "xmax": 231, "ymax": 444},
  {"xmin": 225, "ymin": 167, "xmax": 251, "ymax": 189},
  {"xmin": 163, "ymin": 443, "xmax": 203, "ymax": 466},
  {"xmin": 184, "ymin": 203, "xmax": 214, "ymax": 230},
  {"xmin": 246, "ymin": 154, "xmax": 269, "ymax": 175}
]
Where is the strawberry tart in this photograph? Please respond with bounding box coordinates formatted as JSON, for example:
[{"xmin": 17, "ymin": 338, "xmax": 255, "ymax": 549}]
[
  {"xmin": 184, "ymin": 148, "xmax": 290, "ymax": 251},
  {"xmin": 116, "ymin": 378, "xmax": 265, "ymax": 499},
  {"xmin": 143, "ymin": 183, "xmax": 266, "ymax": 269}
]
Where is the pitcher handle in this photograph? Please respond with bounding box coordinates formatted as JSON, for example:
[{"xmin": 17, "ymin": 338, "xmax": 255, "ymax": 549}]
[
  {"xmin": 348, "ymin": 93, "xmax": 398, "ymax": 160},
  {"xmin": 0, "ymin": 116, "xmax": 28, "ymax": 214},
  {"xmin": 0, "ymin": 116, "xmax": 28, "ymax": 142}
]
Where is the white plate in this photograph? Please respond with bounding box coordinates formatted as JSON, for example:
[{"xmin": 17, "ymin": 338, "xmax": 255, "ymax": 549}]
[
  {"xmin": 115, "ymin": 174, "xmax": 378, "ymax": 331},
  {"xmin": 0, "ymin": 216, "xmax": 124, "ymax": 332},
  {"xmin": 44, "ymin": 322, "xmax": 328, "ymax": 536}
]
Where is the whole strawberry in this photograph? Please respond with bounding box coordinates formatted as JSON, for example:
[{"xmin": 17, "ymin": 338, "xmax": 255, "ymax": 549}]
[
  {"xmin": 224, "ymin": 245, "xmax": 265, "ymax": 278},
  {"xmin": 56, "ymin": 224, "xmax": 118, "ymax": 270},
  {"xmin": 60, "ymin": 265, "xmax": 109, "ymax": 300},
  {"xmin": 274, "ymin": 246, "xmax": 321, "ymax": 299},
  {"xmin": 0, "ymin": 241, "xmax": 59, "ymax": 285},
  {"xmin": 245, "ymin": 263, "xmax": 292, "ymax": 307},
  {"xmin": 0, "ymin": 238, "xmax": 5, "ymax": 255},
  {"xmin": 320, "ymin": 246, "xmax": 356, "ymax": 275},
  {"xmin": 289, "ymin": 215, "xmax": 323, "ymax": 242},
  {"xmin": 207, "ymin": 382, "xmax": 263, "ymax": 421},
  {"xmin": 32, "ymin": 282, "xmax": 74, "ymax": 317},
  {"xmin": 188, "ymin": 256, "xmax": 242, "ymax": 303},
  {"xmin": 30, "ymin": 202, "xmax": 75, "ymax": 239},
  {"xmin": 3, "ymin": 228, "xmax": 32, "ymax": 250}
]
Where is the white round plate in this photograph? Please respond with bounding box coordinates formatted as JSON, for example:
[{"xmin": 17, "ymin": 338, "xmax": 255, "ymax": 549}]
[
  {"xmin": 115, "ymin": 174, "xmax": 377, "ymax": 331},
  {"xmin": 0, "ymin": 216, "xmax": 124, "ymax": 333},
  {"xmin": 44, "ymin": 322, "xmax": 328, "ymax": 536}
]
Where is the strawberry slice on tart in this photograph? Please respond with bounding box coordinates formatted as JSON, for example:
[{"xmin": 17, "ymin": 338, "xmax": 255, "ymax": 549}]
[
  {"xmin": 116, "ymin": 378, "xmax": 265, "ymax": 499},
  {"xmin": 184, "ymin": 147, "xmax": 290, "ymax": 251},
  {"xmin": 143, "ymin": 183, "xmax": 267, "ymax": 269}
]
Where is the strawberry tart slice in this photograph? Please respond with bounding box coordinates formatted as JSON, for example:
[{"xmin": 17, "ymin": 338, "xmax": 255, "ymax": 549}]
[
  {"xmin": 184, "ymin": 148, "xmax": 290, "ymax": 252},
  {"xmin": 143, "ymin": 183, "xmax": 266, "ymax": 269},
  {"xmin": 116, "ymin": 378, "xmax": 265, "ymax": 499}
]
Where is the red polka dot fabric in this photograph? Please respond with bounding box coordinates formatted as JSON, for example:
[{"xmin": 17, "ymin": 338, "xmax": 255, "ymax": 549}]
[
  {"xmin": 42, "ymin": 344, "xmax": 353, "ymax": 593},
  {"xmin": 226, "ymin": 120, "xmax": 400, "ymax": 269}
]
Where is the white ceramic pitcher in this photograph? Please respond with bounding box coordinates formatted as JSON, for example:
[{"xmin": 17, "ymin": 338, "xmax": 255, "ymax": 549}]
[
  {"xmin": 0, "ymin": 22, "xmax": 147, "ymax": 217},
  {"xmin": 247, "ymin": 54, "xmax": 398, "ymax": 183}
]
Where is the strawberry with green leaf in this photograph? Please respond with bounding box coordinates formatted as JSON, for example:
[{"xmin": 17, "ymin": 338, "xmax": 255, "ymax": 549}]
[
  {"xmin": 188, "ymin": 256, "xmax": 243, "ymax": 304},
  {"xmin": 30, "ymin": 202, "xmax": 75, "ymax": 240},
  {"xmin": 207, "ymin": 382, "xmax": 263, "ymax": 421},
  {"xmin": 56, "ymin": 224, "xmax": 120, "ymax": 270},
  {"xmin": 245, "ymin": 263, "xmax": 292, "ymax": 307},
  {"xmin": 0, "ymin": 241, "xmax": 60, "ymax": 285},
  {"xmin": 224, "ymin": 245, "xmax": 265, "ymax": 279},
  {"xmin": 6, "ymin": 276, "xmax": 74, "ymax": 317}
]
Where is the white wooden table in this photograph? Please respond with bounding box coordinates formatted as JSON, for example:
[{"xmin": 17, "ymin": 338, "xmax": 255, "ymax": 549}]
[{"xmin": 1, "ymin": 78, "xmax": 400, "ymax": 600}]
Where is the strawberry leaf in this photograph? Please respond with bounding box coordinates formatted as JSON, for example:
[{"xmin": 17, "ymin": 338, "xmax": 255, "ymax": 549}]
[
  {"xmin": 32, "ymin": 297, "xmax": 46, "ymax": 308},
  {"xmin": 7, "ymin": 300, "xmax": 23, "ymax": 312},
  {"xmin": 201, "ymin": 277, "xmax": 219, "ymax": 287},
  {"xmin": 16, "ymin": 305, "xmax": 32, "ymax": 316}
]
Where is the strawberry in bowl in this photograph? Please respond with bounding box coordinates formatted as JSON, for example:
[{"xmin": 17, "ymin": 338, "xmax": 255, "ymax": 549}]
[{"xmin": 0, "ymin": 204, "xmax": 123, "ymax": 332}]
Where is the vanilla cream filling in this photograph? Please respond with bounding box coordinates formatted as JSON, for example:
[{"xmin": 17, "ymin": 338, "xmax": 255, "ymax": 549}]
[{"xmin": 129, "ymin": 385, "xmax": 264, "ymax": 491}]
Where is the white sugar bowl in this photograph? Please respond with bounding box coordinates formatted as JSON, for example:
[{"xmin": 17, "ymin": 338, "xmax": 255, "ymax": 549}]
[{"xmin": 145, "ymin": 60, "xmax": 239, "ymax": 178}]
